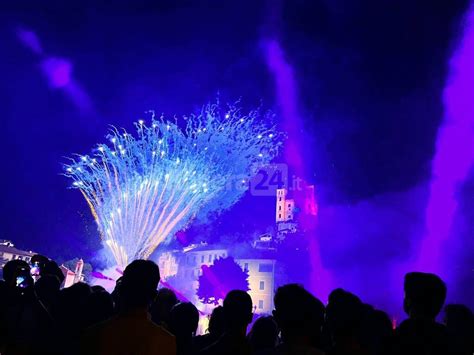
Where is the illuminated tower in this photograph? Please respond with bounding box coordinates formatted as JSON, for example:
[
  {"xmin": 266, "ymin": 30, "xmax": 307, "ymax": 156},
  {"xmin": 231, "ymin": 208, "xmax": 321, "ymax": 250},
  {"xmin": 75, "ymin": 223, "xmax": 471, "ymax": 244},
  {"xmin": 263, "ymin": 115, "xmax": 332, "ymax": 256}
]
[
  {"xmin": 276, "ymin": 188, "xmax": 295, "ymax": 222},
  {"xmin": 74, "ymin": 258, "xmax": 84, "ymax": 284}
]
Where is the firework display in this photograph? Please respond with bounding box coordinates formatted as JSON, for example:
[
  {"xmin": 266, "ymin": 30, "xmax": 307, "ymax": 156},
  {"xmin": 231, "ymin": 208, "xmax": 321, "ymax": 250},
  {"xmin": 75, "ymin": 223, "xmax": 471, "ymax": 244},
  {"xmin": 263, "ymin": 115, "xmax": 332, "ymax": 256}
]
[{"xmin": 65, "ymin": 103, "xmax": 281, "ymax": 266}]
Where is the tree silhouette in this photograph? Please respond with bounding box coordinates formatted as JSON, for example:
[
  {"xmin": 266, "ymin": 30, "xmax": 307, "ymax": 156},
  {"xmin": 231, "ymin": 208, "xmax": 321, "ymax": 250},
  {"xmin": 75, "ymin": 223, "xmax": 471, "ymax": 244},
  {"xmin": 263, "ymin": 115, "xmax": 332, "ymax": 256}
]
[{"xmin": 197, "ymin": 256, "xmax": 250, "ymax": 305}]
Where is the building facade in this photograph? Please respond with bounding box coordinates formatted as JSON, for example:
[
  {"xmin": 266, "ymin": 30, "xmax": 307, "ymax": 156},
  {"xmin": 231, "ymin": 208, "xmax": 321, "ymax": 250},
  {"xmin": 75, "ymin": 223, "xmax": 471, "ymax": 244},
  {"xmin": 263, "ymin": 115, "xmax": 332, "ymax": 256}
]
[
  {"xmin": 0, "ymin": 241, "xmax": 35, "ymax": 271},
  {"xmin": 235, "ymin": 258, "xmax": 276, "ymax": 314}
]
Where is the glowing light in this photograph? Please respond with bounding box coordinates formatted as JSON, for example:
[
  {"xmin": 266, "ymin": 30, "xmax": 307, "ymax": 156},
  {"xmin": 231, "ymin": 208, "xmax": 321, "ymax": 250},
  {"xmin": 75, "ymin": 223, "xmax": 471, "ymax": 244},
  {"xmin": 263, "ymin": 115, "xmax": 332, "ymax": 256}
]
[
  {"xmin": 138, "ymin": 119, "xmax": 144, "ymax": 125},
  {"xmin": 65, "ymin": 102, "xmax": 281, "ymax": 267}
]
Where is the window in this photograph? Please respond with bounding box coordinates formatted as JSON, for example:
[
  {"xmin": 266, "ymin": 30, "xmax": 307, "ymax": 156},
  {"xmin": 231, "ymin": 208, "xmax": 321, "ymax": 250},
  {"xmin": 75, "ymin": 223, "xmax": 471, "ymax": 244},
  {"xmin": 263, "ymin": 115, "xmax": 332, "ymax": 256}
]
[
  {"xmin": 214, "ymin": 254, "xmax": 218, "ymax": 260},
  {"xmin": 279, "ymin": 197, "xmax": 282, "ymax": 201},
  {"xmin": 208, "ymin": 254, "xmax": 212, "ymax": 262},
  {"xmin": 259, "ymin": 263, "xmax": 273, "ymax": 273},
  {"xmin": 259, "ymin": 281, "xmax": 265, "ymax": 290},
  {"xmin": 244, "ymin": 263, "xmax": 249, "ymax": 272},
  {"xmin": 278, "ymin": 214, "xmax": 281, "ymax": 219},
  {"xmin": 201, "ymin": 255, "xmax": 204, "ymax": 263},
  {"xmin": 278, "ymin": 206, "xmax": 281, "ymax": 210},
  {"xmin": 258, "ymin": 300, "xmax": 264, "ymax": 309}
]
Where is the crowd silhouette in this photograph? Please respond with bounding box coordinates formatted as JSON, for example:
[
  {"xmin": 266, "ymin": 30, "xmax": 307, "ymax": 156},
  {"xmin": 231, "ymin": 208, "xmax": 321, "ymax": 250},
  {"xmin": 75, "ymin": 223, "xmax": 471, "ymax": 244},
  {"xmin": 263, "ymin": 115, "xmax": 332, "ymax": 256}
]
[{"xmin": 0, "ymin": 256, "xmax": 473, "ymax": 355}]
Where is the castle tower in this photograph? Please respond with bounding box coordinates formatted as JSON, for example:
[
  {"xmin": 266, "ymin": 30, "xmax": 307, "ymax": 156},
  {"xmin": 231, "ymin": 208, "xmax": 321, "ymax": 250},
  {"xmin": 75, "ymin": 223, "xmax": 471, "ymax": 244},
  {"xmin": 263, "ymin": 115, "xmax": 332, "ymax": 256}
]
[
  {"xmin": 73, "ymin": 258, "xmax": 84, "ymax": 284},
  {"xmin": 276, "ymin": 188, "xmax": 295, "ymax": 222}
]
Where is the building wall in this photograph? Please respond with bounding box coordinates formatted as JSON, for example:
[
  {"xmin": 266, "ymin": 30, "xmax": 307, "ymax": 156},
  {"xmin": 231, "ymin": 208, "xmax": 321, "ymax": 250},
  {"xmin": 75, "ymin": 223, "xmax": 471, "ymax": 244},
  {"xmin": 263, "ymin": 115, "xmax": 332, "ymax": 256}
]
[
  {"xmin": 157, "ymin": 251, "xmax": 179, "ymax": 279},
  {"xmin": 236, "ymin": 258, "xmax": 276, "ymax": 315},
  {"xmin": 180, "ymin": 249, "xmax": 228, "ymax": 280}
]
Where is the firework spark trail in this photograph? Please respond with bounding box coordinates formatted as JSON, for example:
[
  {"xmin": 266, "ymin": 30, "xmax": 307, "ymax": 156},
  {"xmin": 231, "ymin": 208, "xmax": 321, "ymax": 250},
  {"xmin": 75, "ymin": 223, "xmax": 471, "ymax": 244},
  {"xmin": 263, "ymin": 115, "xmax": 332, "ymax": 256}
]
[
  {"xmin": 65, "ymin": 103, "xmax": 281, "ymax": 267},
  {"xmin": 415, "ymin": 4, "xmax": 474, "ymax": 275}
]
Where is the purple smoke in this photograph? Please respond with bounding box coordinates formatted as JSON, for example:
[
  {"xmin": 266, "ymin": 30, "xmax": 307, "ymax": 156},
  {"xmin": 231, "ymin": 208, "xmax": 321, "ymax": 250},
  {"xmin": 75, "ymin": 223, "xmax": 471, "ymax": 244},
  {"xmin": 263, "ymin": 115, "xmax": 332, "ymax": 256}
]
[
  {"xmin": 263, "ymin": 38, "xmax": 333, "ymax": 300},
  {"xmin": 416, "ymin": 4, "xmax": 474, "ymax": 276}
]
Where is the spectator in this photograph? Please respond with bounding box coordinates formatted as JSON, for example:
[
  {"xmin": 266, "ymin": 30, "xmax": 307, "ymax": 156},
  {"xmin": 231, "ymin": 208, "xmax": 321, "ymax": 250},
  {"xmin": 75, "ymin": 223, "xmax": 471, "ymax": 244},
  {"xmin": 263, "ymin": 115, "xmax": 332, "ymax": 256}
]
[
  {"xmin": 169, "ymin": 302, "xmax": 200, "ymax": 355},
  {"xmin": 325, "ymin": 288, "xmax": 367, "ymax": 355},
  {"xmin": 194, "ymin": 306, "xmax": 225, "ymax": 352},
  {"xmin": 34, "ymin": 273, "xmax": 61, "ymax": 313},
  {"xmin": 248, "ymin": 315, "xmax": 278, "ymax": 354},
  {"xmin": 392, "ymin": 272, "xmax": 448, "ymax": 355},
  {"xmin": 151, "ymin": 287, "xmax": 179, "ymax": 330},
  {"xmin": 273, "ymin": 284, "xmax": 325, "ymax": 355},
  {"xmin": 81, "ymin": 259, "xmax": 176, "ymax": 355},
  {"xmin": 201, "ymin": 290, "xmax": 253, "ymax": 355},
  {"xmin": 444, "ymin": 304, "xmax": 474, "ymax": 355},
  {"xmin": 84, "ymin": 290, "xmax": 114, "ymax": 327},
  {"xmin": 359, "ymin": 308, "xmax": 393, "ymax": 355}
]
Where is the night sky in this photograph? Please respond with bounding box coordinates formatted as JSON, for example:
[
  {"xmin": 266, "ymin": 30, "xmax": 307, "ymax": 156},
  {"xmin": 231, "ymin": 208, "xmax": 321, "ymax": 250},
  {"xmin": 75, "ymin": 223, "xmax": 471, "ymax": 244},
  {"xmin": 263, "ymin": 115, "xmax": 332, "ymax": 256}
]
[{"xmin": 0, "ymin": 0, "xmax": 471, "ymax": 282}]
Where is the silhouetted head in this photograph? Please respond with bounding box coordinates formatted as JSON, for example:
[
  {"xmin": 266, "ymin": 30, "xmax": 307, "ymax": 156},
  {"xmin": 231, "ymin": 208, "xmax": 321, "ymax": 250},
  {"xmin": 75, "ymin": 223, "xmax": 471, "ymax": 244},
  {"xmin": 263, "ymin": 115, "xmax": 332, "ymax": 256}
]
[
  {"xmin": 274, "ymin": 284, "xmax": 325, "ymax": 344},
  {"xmin": 31, "ymin": 254, "xmax": 49, "ymax": 274},
  {"xmin": 208, "ymin": 306, "xmax": 225, "ymax": 336},
  {"xmin": 326, "ymin": 288, "xmax": 364, "ymax": 340},
  {"xmin": 42, "ymin": 260, "xmax": 65, "ymax": 284},
  {"xmin": 119, "ymin": 259, "xmax": 160, "ymax": 310},
  {"xmin": 91, "ymin": 285, "xmax": 106, "ymax": 293},
  {"xmin": 3, "ymin": 259, "xmax": 30, "ymax": 285},
  {"xmin": 150, "ymin": 287, "xmax": 178, "ymax": 326},
  {"xmin": 85, "ymin": 290, "xmax": 114, "ymax": 327},
  {"xmin": 444, "ymin": 304, "xmax": 473, "ymax": 330},
  {"xmin": 248, "ymin": 316, "xmax": 278, "ymax": 351},
  {"xmin": 403, "ymin": 272, "xmax": 447, "ymax": 320},
  {"xmin": 56, "ymin": 282, "xmax": 92, "ymax": 330},
  {"xmin": 223, "ymin": 290, "xmax": 253, "ymax": 332},
  {"xmin": 169, "ymin": 302, "xmax": 199, "ymax": 337}
]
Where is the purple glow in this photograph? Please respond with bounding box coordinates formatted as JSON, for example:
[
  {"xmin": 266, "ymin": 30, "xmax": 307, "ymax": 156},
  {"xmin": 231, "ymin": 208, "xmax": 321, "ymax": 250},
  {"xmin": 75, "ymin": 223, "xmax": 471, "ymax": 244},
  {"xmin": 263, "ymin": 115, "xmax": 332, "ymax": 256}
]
[
  {"xmin": 41, "ymin": 57, "xmax": 72, "ymax": 88},
  {"xmin": 416, "ymin": 5, "xmax": 474, "ymax": 275},
  {"xmin": 264, "ymin": 39, "xmax": 304, "ymax": 172},
  {"xmin": 16, "ymin": 27, "xmax": 43, "ymax": 54},
  {"xmin": 264, "ymin": 39, "xmax": 332, "ymax": 300},
  {"xmin": 15, "ymin": 27, "xmax": 93, "ymax": 113}
]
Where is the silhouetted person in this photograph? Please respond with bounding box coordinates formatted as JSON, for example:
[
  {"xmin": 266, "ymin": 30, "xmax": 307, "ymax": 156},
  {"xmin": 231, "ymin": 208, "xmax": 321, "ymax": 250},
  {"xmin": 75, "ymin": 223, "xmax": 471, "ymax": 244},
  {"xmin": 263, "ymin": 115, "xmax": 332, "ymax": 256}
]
[
  {"xmin": 84, "ymin": 290, "xmax": 114, "ymax": 327},
  {"xmin": 444, "ymin": 304, "xmax": 474, "ymax": 355},
  {"xmin": 273, "ymin": 284, "xmax": 325, "ymax": 355},
  {"xmin": 247, "ymin": 315, "xmax": 278, "ymax": 354},
  {"xmin": 201, "ymin": 290, "xmax": 253, "ymax": 355},
  {"xmin": 34, "ymin": 273, "xmax": 60, "ymax": 313},
  {"xmin": 392, "ymin": 272, "xmax": 448, "ymax": 355},
  {"xmin": 359, "ymin": 307, "xmax": 393, "ymax": 355},
  {"xmin": 194, "ymin": 306, "xmax": 225, "ymax": 352},
  {"xmin": 169, "ymin": 302, "xmax": 199, "ymax": 355},
  {"xmin": 55, "ymin": 282, "xmax": 92, "ymax": 354},
  {"xmin": 151, "ymin": 287, "xmax": 179, "ymax": 330},
  {"xmin": 325, "ymin": 288, "xmax": 368, "ymax": 355},
  {"xmin": 81, "ymin": 259, "xmax": 175, "ymax": 355},
  {"xmin": 1, "ymin": 259, "xmax": 58, "ymax": 354}
]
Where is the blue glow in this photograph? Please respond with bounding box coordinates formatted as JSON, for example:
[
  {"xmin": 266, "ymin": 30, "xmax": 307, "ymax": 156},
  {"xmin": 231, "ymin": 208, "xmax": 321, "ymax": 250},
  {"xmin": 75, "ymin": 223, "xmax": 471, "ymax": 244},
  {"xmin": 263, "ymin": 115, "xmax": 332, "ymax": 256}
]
[{"xmin": 65, "ymin": 103, "xmax": 281, "ymax": 266}]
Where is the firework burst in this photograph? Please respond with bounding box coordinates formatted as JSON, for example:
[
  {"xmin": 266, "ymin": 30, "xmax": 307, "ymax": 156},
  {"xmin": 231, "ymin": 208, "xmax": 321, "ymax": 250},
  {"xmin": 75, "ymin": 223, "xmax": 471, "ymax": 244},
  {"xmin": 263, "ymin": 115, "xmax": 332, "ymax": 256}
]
[{"xmin": 65, "ymin": 103, "xmax": 281, "ymax": 266}]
